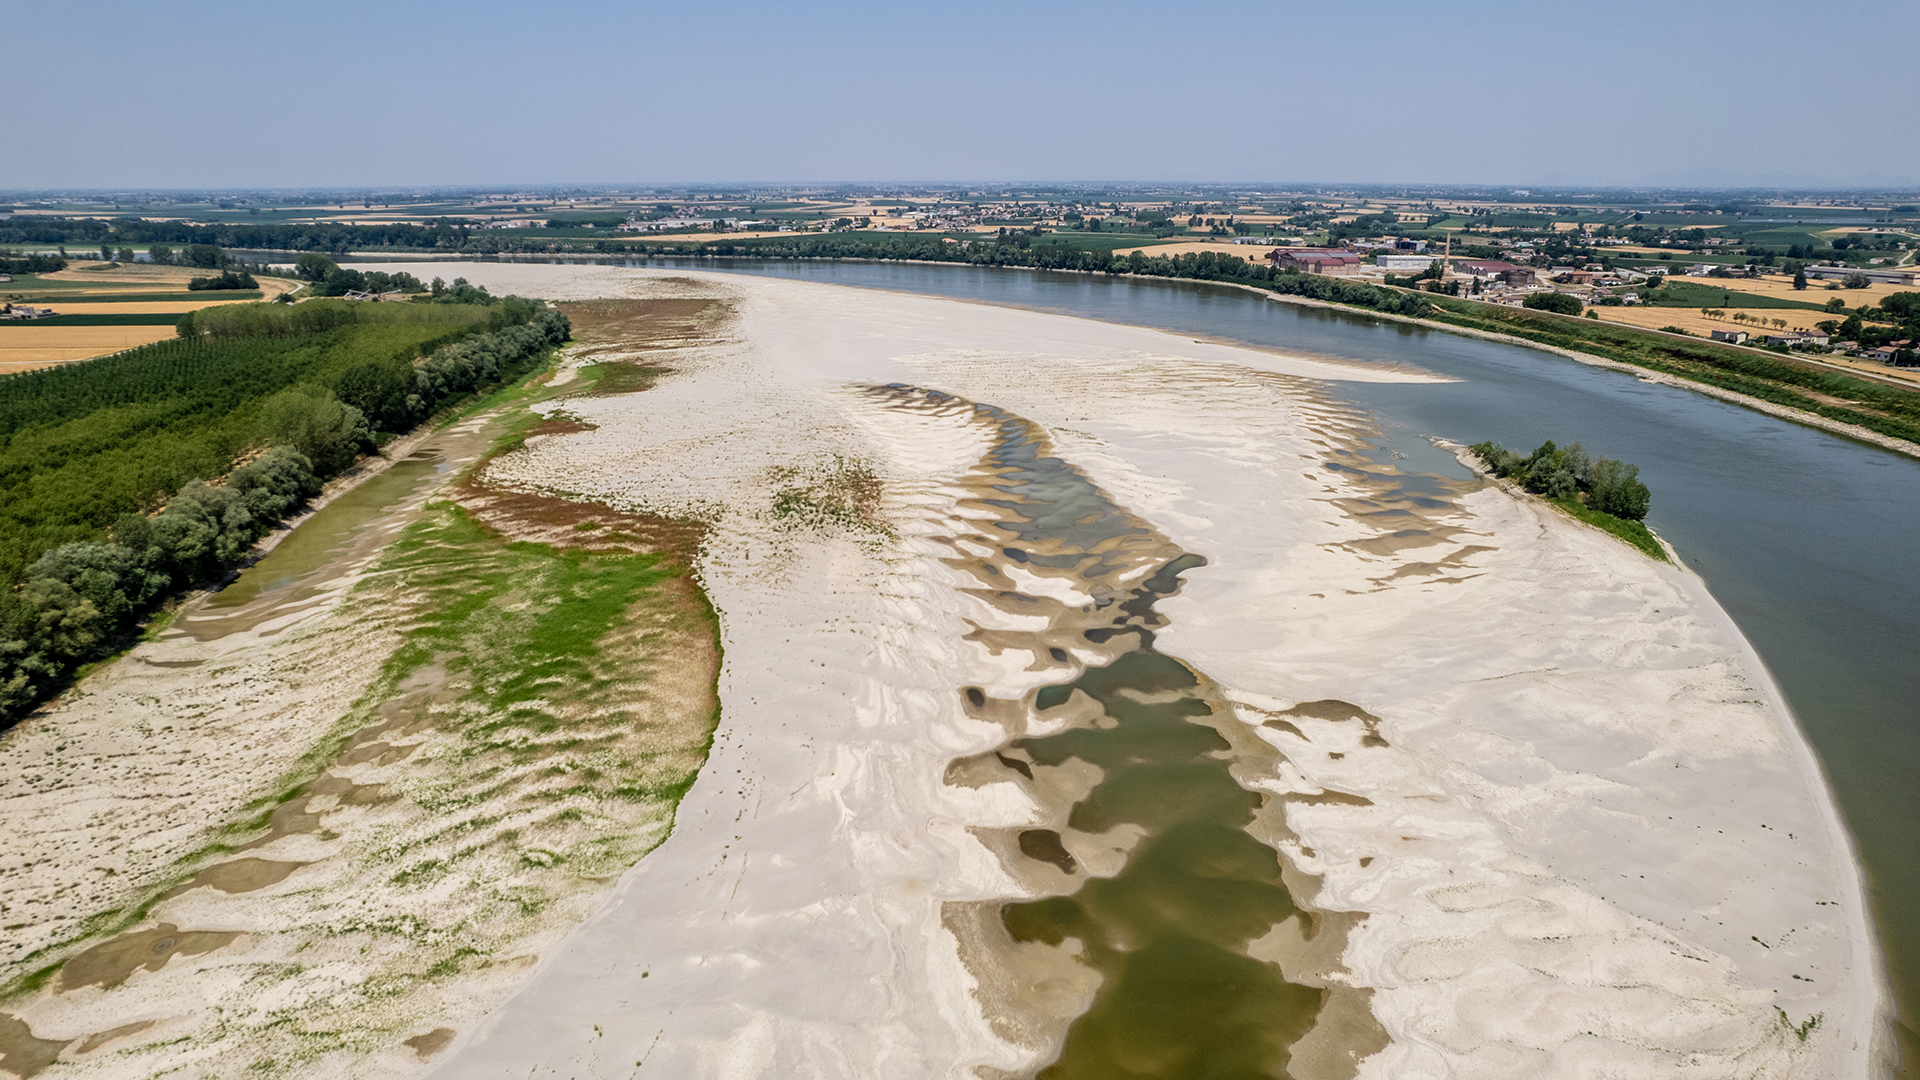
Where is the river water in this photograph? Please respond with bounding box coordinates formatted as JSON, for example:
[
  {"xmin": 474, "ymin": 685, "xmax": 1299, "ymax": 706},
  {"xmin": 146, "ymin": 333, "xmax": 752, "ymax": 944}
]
[{"xmin": 570, "ymin": 256, "xmax": 1918, "ymax": 1070}]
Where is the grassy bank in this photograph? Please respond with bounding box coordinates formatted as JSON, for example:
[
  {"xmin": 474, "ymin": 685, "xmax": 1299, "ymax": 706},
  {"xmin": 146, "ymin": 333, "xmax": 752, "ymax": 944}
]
[
  {"xmin": 1545, "ymin": 496, "xmax": 1669, "ymax": 561},
  {"xmin": 0, "ymin": 501, "xmax": 722, "ymax": 1073},
  {"xmin": 0, "ymin": 296, "xmax": 571, "ymax": 726},
  {"xmin": 1425, "ymin": 297, "xmax": 1920, "ymax": 447}
]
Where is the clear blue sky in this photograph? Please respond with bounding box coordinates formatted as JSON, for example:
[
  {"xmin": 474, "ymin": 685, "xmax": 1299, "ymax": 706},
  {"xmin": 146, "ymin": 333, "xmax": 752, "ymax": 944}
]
[{"xmin": 10, "ymin": 0, "xmax": 1916, "ymax": 190}]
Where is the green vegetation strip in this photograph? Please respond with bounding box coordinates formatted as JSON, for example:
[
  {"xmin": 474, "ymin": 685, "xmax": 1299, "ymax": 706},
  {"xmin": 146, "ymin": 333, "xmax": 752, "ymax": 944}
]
[
  {"xmin": 1434, "ymin": 299, "xmax": 1920, "ymax": 447},
  {"xmin": 1545, "ymin": 497, "xmax": 1668, "ymax": 561},
  {"xmin": 2, "ymin": 291, "xmax": 263, "ymax": 304},
  {"xmin": 1, "ymin": 503, "xmax": 720, "ymax": 1073}
]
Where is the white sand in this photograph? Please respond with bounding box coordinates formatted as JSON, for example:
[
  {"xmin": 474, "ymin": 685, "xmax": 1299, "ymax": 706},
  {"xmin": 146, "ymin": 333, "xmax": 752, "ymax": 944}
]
[
  {"xmin": 0, "ymin": 261, "xmax": 1877, "ymax": 1078},
  {"xmin": 309, "ymin": 265, "xmax": 1885, "ymax": 1080}
]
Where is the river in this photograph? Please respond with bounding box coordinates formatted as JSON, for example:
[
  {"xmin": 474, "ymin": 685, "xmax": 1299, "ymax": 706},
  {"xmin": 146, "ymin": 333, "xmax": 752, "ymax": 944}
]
[{"xmin": 528, "ymin": 255, "xmax": 1919, "ymax": 1069}]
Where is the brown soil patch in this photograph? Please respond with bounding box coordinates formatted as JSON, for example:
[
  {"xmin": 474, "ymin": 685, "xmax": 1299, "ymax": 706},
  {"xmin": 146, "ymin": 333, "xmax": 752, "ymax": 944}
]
[
  {"xmin": 11, "ymin": 299, "xmax": 260, "ymax": 315},
  {"xmin": 1594, "ymin": 306, "xmax": 1827, "ymax": 338},
  {"xmin": 453, "ymin": 482, "xmax": 706, "ymax": 560},
  {"xmin": 558, "ymin": 296, "xmax": 734, "ymax": 396},
  {"xmin": 404, "ymin": 1027, "xmax": 456, "ymax": 1061},
  {"xmin": 1108, "ymin": 241, "xmax": 1272, "ymax": 262},
  {"xmin": 526, "ymin": 415, "xmax": 597, "ymax": 437},
  {"xmin": 0, "ymin": 327, "xmax": 180, "ymax": 371},
  {"xmin": 165, "ymin": 858, "xmax": 307, "ymax": 899},
  {"xmin": 71, "ymin": 1020, "xmax": 158, "ymax": 1056},
  {"xmin": 0, "ymin": 1013, "xmax": 70, "ymax": 1079},
  {"xmin": 559, "ymin": 297, "xmax": 733, "ymax": 356},
  {"xmin": 56, "ymin": 925, "xmax": 241, "ymax": 993}
]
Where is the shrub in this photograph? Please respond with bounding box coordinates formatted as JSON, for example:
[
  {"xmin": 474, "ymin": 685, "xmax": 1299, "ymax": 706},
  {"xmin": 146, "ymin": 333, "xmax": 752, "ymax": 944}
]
[{"xmin": 187, "ymin": 270, "xmax": 258, "ymax": 291}]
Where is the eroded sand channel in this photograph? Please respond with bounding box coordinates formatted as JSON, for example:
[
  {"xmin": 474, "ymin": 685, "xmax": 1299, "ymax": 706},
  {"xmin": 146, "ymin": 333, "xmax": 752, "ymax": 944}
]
[{"xmin": 0, "ymin": 265, "xmax": 1889, "ymax": 1080}]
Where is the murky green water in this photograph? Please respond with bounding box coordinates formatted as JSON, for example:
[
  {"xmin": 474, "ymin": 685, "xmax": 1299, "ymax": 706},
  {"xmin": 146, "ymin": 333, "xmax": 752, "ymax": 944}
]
[
  {"xmin": 673, "ymin": 258, "xmax": 1919, "ymax": 1073},
  {"xmin": 181, "ymin": 410, "xmax": 513, "ymax": 641},
  {"xmin": 204, "ymin": 452, "xmax": 446, "ymax": 611},
  {"xmin": 884, "ymin": 387, "xmax": 1374, "ymax": 1078}
]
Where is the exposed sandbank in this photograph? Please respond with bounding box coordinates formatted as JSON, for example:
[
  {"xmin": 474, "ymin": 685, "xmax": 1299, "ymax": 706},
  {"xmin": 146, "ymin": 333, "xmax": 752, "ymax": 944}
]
[
  {"xmin": 360, "ymin": 265, "xmax": 1884, "ymax": 1079},
  {"xmin": 0, "ymin": 262, "xmax": 1881, "ymax": 1078}
]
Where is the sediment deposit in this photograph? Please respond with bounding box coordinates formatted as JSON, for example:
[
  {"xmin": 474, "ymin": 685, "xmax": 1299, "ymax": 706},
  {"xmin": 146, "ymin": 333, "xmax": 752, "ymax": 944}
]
[{"xmin": 0, "ymin": 264, "xmax": 1883, "ymax": 1080}]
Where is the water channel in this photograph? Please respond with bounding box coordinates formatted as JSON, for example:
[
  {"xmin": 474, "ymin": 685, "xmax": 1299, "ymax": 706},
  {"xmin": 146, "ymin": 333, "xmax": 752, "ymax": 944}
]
[{"xmin": 572, "ymin": 256, "xmax": 1920, "ymax": 1069}]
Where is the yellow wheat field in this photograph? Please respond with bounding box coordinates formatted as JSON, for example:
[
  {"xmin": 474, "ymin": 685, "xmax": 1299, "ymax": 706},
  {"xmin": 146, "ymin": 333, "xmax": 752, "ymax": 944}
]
[
  {"xmin": 1592, "ymin": 306, "xmax": 1826, "ymax": 338},
  {"xmin": 0, "ymin": 326, "xmax": 180, "ymax": 372}
]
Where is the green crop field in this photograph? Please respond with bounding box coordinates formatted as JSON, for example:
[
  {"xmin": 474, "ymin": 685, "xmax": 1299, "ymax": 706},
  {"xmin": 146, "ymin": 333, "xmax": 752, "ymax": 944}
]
[
  {"xmin": 0, "ymin": 277, "xmax": 118, "ymax": 292},
  {"xmin": 0, "ymin": 302, "xmax": 534, "ymax": 585},
  {"xmin": 9, "ymin": 291, "xmax": 264, "ymax": 304},
  {"xmin": 2, "ymin": 313, "xmax": 184, "ymax": 327},
  {"xmin": 1644, "ymin": 280, "xmax": 1827, "ymax": 310}
]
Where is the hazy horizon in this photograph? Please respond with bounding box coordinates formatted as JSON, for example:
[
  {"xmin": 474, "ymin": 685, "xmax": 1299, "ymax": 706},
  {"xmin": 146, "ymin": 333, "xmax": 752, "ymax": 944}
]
[{"xmin": 11, "ymin": 0, "xmax": 1917, "ymax": 191}]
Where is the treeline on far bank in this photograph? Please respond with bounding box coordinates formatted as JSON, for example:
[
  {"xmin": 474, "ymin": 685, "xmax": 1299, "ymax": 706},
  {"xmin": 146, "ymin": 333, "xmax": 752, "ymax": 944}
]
[
  {"xmin": 0, "ymin": 290, "xmax": 571, "ymax": 723},
  {"xmin": 635, "ymin": 234, "xmax": 1437, "ymax": 319}
]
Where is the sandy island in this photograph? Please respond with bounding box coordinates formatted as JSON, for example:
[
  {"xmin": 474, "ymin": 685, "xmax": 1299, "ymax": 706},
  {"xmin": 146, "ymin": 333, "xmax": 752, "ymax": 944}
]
[{"xmin": 0, "ymin": 265, "xmax": 1888, "ymax": 1079}]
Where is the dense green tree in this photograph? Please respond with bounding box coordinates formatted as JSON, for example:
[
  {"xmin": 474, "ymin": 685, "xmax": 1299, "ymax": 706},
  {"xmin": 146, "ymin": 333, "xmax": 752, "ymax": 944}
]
[
  {"xmin": 1586, "ymin": 457, "xmax": 1650, "ymax": 519},
  {"xmin": 187, "ymin": 270, "xmax": 258, "ymax": 291},
  {"xmin": 1523, "ymin": 292, "xmax": 1584, "ymax": 315},
  {"xmin": 296, "ymin": 252, "xmax": 340, "ymax": 282},
  {"xmin": 255, "ymin": 386, "xmax": 373, "ymax": 474},
  {"xmin": 1880, "ymin": 292, "xmax": 1920, "ymax": 323},
  {"xmin": 184, "ymin": 244, "xmax": 226, "ymax": 269}
]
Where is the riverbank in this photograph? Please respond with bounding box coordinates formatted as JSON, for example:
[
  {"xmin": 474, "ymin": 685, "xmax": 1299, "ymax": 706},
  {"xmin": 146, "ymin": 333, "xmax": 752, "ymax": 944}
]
[
  {"xmin": 1177, "ymin": 277, "xmax": 1920, "ymax": 460},
  {"xmin": 375, "ymin": 265, "xmax": 1886, "ymax": 1080},
  {"xmin": 482, "ymin": 252, "xmax": 1920, "ymax": 461},
  {"xmin": 0, "ymin": 312, "xmax": 721, "ymax": 1078}
]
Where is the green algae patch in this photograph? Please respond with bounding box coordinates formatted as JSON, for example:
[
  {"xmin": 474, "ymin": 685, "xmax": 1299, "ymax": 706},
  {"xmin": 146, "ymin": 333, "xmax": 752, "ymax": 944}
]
[{"xmin": 0, "ymin": 498, "xmax": 720, "ymax": 1076}]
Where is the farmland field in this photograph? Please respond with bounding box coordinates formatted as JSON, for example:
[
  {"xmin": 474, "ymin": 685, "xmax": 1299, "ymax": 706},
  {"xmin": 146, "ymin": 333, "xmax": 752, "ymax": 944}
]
[
  {"xmin": 0, "ymin": 326, "xmax": 181, "ymax": 372},
  {"xmin": 1593, "ymin": 304, "xmax": 1836, "ymax": 339},
  {"xmin": 1646, "ymin": 279, "xmax": 1830, "ymax": 310}
]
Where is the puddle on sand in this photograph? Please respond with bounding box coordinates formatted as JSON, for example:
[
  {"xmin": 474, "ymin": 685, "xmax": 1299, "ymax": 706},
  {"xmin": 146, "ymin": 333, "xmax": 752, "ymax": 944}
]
[
  {"xmin": 55, "ymin": 924, "xmax": 241, "ymax": 993},
  {"xmin": 404, "ymin": 1027, "xmax": 456, "ymax": 1061},
  {"xmin": 162, "ymin": 857, "xmax": 307, "ymax": 899},
  {"xmin": 870, "ymin": 387, "xmax": 1387, "ymax": 1080},
  {"xmin": 0, "ymin": 1013, "xmax": 70, "ymax": 1079}
]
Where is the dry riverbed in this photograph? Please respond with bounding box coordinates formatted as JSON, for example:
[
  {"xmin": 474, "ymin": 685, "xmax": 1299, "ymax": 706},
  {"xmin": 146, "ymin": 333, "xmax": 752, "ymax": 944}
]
[{"xmin": 0, "ymin": 264, "xmax": 1888, "ymax": 1080}]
